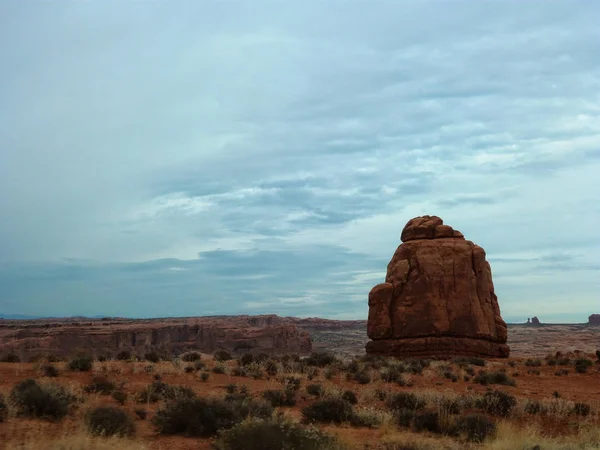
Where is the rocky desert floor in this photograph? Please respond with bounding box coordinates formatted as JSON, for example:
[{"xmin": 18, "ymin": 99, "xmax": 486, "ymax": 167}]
[{"xmin": 0, "ymin": 326, "xmax": 599, "ymax": 450}]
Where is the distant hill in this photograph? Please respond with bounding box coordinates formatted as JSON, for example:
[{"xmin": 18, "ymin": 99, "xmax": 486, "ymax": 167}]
[{"xmin": 0, "ymin": 314, "xmax": 108, "ymax": 320}]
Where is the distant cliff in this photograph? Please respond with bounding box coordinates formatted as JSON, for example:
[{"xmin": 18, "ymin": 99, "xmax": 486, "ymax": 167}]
[{"xmin": 0, "ymin": 315, "xmax": 312, "ymax": 360}]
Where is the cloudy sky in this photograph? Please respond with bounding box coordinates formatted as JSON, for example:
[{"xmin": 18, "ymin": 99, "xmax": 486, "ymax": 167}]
[{"xmin": 1, "ymin": 2, "xmax": 599, "ymax": 323}]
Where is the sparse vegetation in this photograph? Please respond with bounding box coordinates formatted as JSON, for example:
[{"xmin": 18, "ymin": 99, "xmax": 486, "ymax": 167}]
[
  {"xmin": 85, "ymin": 406, "xmax": 135, "ymax": 436},
  {"xmin": 214, "ymin": 350, "xmax": 233, "ymax": 362},
  {"xmin": 476, "ymin": 390, "xmax": 517, "ymax": 417},
  {"xmin": 302, "ymin": 398, "xmax": 354, "ymax": 424},
  {"xmin": 1, "ymin": 353, "xmax": 21, "ymax": 363},
  {"xmin": 40, "ymin": 363, "xmax": 60, "ymax": 377},
  {"xmin": 0, "ymin": 394, "xmax": 7, "ymax": 422},
  {"xmin": 68, "ymin": 355, "xmax": 93, "ymax": 372},
  {"xmin": 9, "ymin": 379, "xmax": 77, "ymax": 421},
  {"xmin": 473, "ymin": 370, "xmax": 516, "ymax": 386},
  {"xmin": 181, "ymin": 351, "xmax": 202, "ymax": 362},
  {"xmin": 84, "ymin": 375, "xmax": 116, "ymax": 395}
]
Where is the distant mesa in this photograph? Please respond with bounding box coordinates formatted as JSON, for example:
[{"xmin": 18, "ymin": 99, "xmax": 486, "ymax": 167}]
[
  {"xmin": 526, "ymin": 316, "xmax": 541, "ymax": 326},
  {"xmin": 366, "ymin": 215, "xmax": 509, "ymax": 359},
  {"xmin": 588, "ymin": 314, "xmax": 600, "ymax": 326}
]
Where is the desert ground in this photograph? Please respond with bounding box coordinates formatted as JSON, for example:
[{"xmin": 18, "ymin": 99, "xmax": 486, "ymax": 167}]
[{"xmin": 0, "ymin": 322, "xmax": 599, "ymax": 450}]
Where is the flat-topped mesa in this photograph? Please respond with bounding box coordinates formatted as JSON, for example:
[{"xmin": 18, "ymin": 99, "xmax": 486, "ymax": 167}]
[{"xmin": 367, "ymin": 215, "xmax": 510, "ymax": 359}]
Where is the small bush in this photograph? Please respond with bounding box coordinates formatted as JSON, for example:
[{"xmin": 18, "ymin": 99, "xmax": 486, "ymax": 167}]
[
  {"xmin": 115, "ymin": 350, "xmax": 131, "ymax": 361},
  {"xmin": 84, "ymin": 376, "xmax": 116, "ymax": 395},
  {"xmin": 454, "ymin": 357, "xmax": 486, "ymax": 367},
  {"xmin": 213, "ymin": 364, "xmax": 226, "ymax": 374},
  {"xmin": 144, "ymin": 351, "xmax": 161, "ymax": 363},
  {"xmin": 85, "ymin": 406, "xmax": 135, "ymax": 436},
  {"xmin": 262, "ymin": 389, "xmax": 296, "ymax": 407},
  {"xmin": 112, "ymin": 390, "xmax": 128, "ymax": 405},
  {"xmin": 201, "ymin": 372, "xmax": 210, "ymax": 382},
  {"xmin": 342, "ymin": 390, "xmax": 358, "ymax": 405},
  {"xmin": 68, "ymin": 355, "xmax": 93, "ymax": 372},
  {"xmin": 0, "ymin": 394, "xmax": 7, "ymax": 423},
  {"xmin": 457, "ymin": 414, "xmax": 497, "ymax": 443},
  {"xmin": 473, "ymin": 371, "xmax": 516, "ymax": 387},
  {"xmin": 214, "ymin": 416, "xmax": 342, "ymax": 450},
  {"xmin": 525, "ymin": 358, "xmax": 542, "ymax": 367},
  {"xmin": 153, "ymin": 396, "xmax": 261, "ymax": 437},
  {"xmin": 555, "ymin": 369, "xmax": 569, "ymax": 376},
  {"xmin": 386, "ymin": 392, "xmax": 426, "ymax": 412},
  {"xmin": 184, "ymin": 365, "xmax": 195, "ymax": 373},
  {"xmin": 353, "ymin": 370, "xmax": 371, "ymax": 385},
  {"xmin": 557, "ymin": 357, "xmax": 571, "ymax": 366},
  {"xmin": 10, "ymin": 379, "xmax": 76, "ymax": 421},
  {"xmin": 477, "ymin": 390, "xmax": 516, "ymax": 417},
  {"xmin": 1, "ymin": 353, "xmax": 20, "ymax": 363},
  {"xmin": 41, "ymin": 364, "xmax": 60, "ymax": 377},
  {"xmin": 137, "ymin": 381, "xmax": 196, "ymax": 403},
  {"xmin": 134, "ymin": 408, "xmax": 147, "ymax": 420},
  {"xmin": 412, "ymin": 411, "xmax": 441, "ymax": 434},
  {"xmin": 395, "ymin": 408, "xmax": 416, "ymax": 427},
  {"xmin": 595, "ymin": 350, "xmax": 600, "ymax": 361},
  {"xmin": 306, "ymin": 384, "xmax": 324, "ymax": 397},
  {"xmin": 226, "ymin": 384, "xmax": 238, "ymax": 394},
  {"xmin": 305, "ymin": 352, "xmax": 337, "ymax": 368},
  {"xmin": 575, "ymin": 358, "xmax": 593, "ymax": 373},
  {"xmin": 302, "ymin": 398, "xmax": 354, "ymax": 424},
  {"xmin": 573, "ymin": 402, "xmax": 591, "ymax": 416},
  {"xmin": 182, "ymin": 352, "xmax": 202, "ymax": 362},
  {"xmin": 214, "ymin": 350, "xmax": 232, "ymax": 362},
  {"xmin": 524, "ymin": 400, "xmax": 544, "ymax": 415},
  {"xmin": 238, "ymin": 353, "xmax": 254, "ymax": 366},
  {"xmin": 265, "ymin": 359, "xmax": 278, "ymax": 376},
  {"xmin": 282, "ymin": 376, "xmax": 302, "ymax": 392}
]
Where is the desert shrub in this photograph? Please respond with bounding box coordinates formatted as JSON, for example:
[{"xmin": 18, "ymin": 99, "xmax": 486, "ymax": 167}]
[
  {"xmin": 238, "ymin": 353, "xmax": 254, "ymax": 366},
  {"xmin": 454, "ymin": 356, "xmax": 486, "ymax": 367},
  {"xmin": 575, "ymin": 358, "xmax": 593, "ymax": 373},
  {"xmin": 476, "ymin": 390, "xmax": 516, "ymax": 417},
  {"xmin": 181, "ymin": 351, "xmax": 202, "ymax": 362},
  {"xmin": 85, "ymin": 406, "xmax": 135, "ymax": 437},
  {"xmin": 546, "ymin": 357, "xmax": 557, "ymax": 366},
  {"xmin": 596, "ymin": 350, "xmax": 600, "ymax": 361},
  {"xmin": 112, "ymin": 390, "xmax": 127, "ymax": 405},
  {"xmin": 1, "ymin": 353, "xmax": 20, "ymax": 363},
  {"xmin": 473, "ymin": 370, "xmax": 516, "ymax": 386},
  {"xmin": 557, "ymin": 357, "xmax": 571, "ymax": 366},
  {"xmin": 84, "ymin": 376, "xmax": 116, "ymax": 395},
  {"xmin": 68, "ymin": 355, "xmax": 93, "ymax": 372},
  {"xmin": 214, "ymin": 350, "xmax": 232, "ymax": 362},
  {"xmin": 282, "ymin": 376, "xmax": 302, "ymax": 392},
  {"xmin": 213, "ymin": 363, "xmax": 226, "ymax": 374},
  {"xmin": 137, "ymin": 381, "xmax": 196, "ymax": 403},
  {"xmin": 226, "ymin": 384, "xmax": 238, "ymax": 394},
  {"xmin": 305, "ymin": 352, "xmax": 337, "ymax": 368},
  {"xmin": 40, "ymin": 364, "xmax": 60, "ymax": 377},
  {"xmin": 524, "ymin": 400, "xmax": 544, "ymax": 415},
  {"xmin": 9, "ymin": 379, "xmax": 76, "ymax": 421},
  {"xmin": 465, "ymin": 366, "xmax": 475, "ymax": 376},
  {"xmin": 573, "ymin": 402, "xmax": 591, "ymax": 416},
  {"xmin": 386, "ymin": 392, "xmax": 426, "ymax": 412},
  {"xmin": 115, "ymin": 350, "xmax": 131, "ymax": 361},
  {"xmin": 412, "ymin": 411, "xmax": 444, "ymax": 434},
  {"xmin": 353, "ymin": 370, "xmax": 371, "ymax": 384},
  {"xmin": 307, "ymin": 383, "xmax": 324, "ymax": 397},
  {"xmin": 153, "ymin": 396, "xmax": 267, "ymax": 437},
  {"xmin": 555, "ymin": 369, "xmax": 569, "ymax": 376},
  {"xmin": 395, "ymin": 408, "xmax": 416, "ymax": 427},
  {"xmin": 443, "ymin": 370, "xmax": 458, "ymax": 382},
  {"xmin": 323, "ymin": 367, "xmax": 336, "ymax": 380},
  {"xmin": 184, "ymin": 365, "xmax": 195, "ymax": 373},
  {"xmin": 0, "ymin": 394, "xmax": 7, "ymax": 422},
  {"xmin": 214, "ymin": 416, "xmax": 343, "ymax": 450},
  {"xmin": 262, "ymin": 389, "xmax": 296, "ymax": 407},
  {"xmin": 344, "ymin": 360, "xmax": 360, "ymax": 374},
  {"xmin": 342, "ymin": 390, "xmax": 358, "ymax": 405},
  {"xmin": 302, "ymin": 398, "xmax": 354, "ymax": 424},
  {"xmin": 201, "ymin": 372, "xmax": 210, "ymax": 382},
  {"xmin": 265, "ymin": 359, "xmax": 279, "ymax": 376},
  {"xmin": 134, "ymin": 408, "xmax": 147, "ymax": 420},
  {"xmin": 406, "ymin": 361, "xmax": 426, "ymax": 375},
  {"xmin": 380, "ymin": 366, "xmax": 403, "ymax": 383},
  {"xmin": 525, "ymin": 358, "xmax": 542, "ymax": 367},
  {"xmin": 457, "ymin": 414, "xmax": 497, "ymax": 443},
  {"xmin": 527, "ymin": 369, "xmax": 541, "ymax": 376},
  {"xmin": 144, "ymin": 351, "xmax": 161, "ymax": 363},
  {"xmin": 306, "ymin": 366, "xmax": 320, "ymax": 381},
  {"xmin": 375, "ymin": 388, "xmax": 389, "ymax": 401}
]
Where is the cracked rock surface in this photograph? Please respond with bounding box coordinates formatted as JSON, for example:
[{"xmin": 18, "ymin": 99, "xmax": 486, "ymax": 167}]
[{"xmin": 366, "ymin": 215, "xmax": 509, "ymax": 358}]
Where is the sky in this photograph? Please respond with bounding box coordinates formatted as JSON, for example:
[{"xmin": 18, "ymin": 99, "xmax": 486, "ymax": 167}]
[{"xmin": 0, "ymin": 1, "xmax": 599, "ymax": 323}]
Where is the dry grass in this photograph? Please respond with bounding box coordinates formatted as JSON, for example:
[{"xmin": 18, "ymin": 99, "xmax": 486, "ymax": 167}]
[{"xmin": 4, "ymin": 428, "xmax": 147, "ymax": 450}]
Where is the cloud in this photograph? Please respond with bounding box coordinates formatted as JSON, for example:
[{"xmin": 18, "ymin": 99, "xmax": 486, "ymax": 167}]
[{"xmin": 0, "ymin": 1, "xmax": 599, "ymax": 321}]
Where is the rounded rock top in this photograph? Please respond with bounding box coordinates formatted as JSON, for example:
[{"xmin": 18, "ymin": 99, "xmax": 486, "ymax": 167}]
[{"xmin": 400, "ymin": 215, "xmax": 466, "ymax": 243}]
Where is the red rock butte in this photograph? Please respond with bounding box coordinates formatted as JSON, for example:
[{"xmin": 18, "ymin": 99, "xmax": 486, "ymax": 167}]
[{"xmin": 366, "ymin": 215, "xmax": 510, "ymax": 359}]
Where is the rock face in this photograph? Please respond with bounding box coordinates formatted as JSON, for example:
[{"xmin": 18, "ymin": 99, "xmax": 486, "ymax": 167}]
[
  {"xmin": 531, "ymin": 316, "xmax": 541, "ymax": 326},
  {"xmin": 0, "ymin": 315, "xmax": 312, "ymax": 360},
  {"xmin": 366, "ymin": 215, "xmax": 509, "ymax": 358},
  {"xmin": 588, "ymin": 314, "xmax": 600, "ymax": 326}
]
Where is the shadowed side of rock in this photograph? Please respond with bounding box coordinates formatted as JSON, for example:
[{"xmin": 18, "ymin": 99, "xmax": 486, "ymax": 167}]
[{"xmin": 366, "ymin": 215, "xmax": 510, "ymax": 359}]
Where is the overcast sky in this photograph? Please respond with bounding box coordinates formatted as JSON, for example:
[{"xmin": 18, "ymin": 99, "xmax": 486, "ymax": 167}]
[{"xmin": 1, "ymin": 1, "xmax": 599, "ymax": 323}]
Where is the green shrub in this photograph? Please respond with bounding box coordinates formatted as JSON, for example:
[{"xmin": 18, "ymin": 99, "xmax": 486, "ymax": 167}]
[
  {"xmin": 84, "ymin": 376, "xmax": 116, "ymax": 395},
  {"xmin": 214, "ymin": 416, "xmax": 343, "ymax": 450},
  {"xmin": 306, "ymin": 384, "xmax": 324, "ymax": 397},
  {"xmin": 153, "ymin": 396, "xmax": 266, "ymax": 437},
  {"xmin": 412, "ymin": 411, "xmax": 442, "ymax": 434},
  {"xmin": 85, "ymin": 406, "xmax": 135, "ymax": 436},
  {"xmin": 305, "ymin": 352, "xmax": 337, "ymax": 368},
  {"xmin": 41, "ymin": 364, "xmax": 60, "ymax": 377},
  {"xmin": 380, "ymin": 366, "xmax": 403, "ymax": 383},
  {"xmin": 115, "ymin": 350, "xmax": 131, "ymax": 361},
  {"xmin": 68, "ymin": 355, "xmax": 93, "ymax": 372},
  {"xmin": 386, "ymin": 392, "xmax": 426, "ymax": 412},
  {"xmin": 353, "ymin": 371, "xmax": 371, "ymax": 385},
  {"xmin": 144, "ymin": 351, "xmax": 161, "ymax": 363},
  {"xmin": 342, "ymin": 390, "xmax": 358, "ymax": 405},
  {"xmin": 213, "ymin": 364, "xmax": 226, "ymax": 374},
  {"xmin": 181, "ymin": 352, "xmax": 202, "ymax": 362},
  {"xmin": 302, "ymin": 399, "xmax": 354, "ymax": 424},
  {"xmin": 214, "ymin": 350, "xmax": 233, "ymax": 362},
  {"xmin": 476, "ymin": 390, "xmax": 516, "ymax": 417},
  {"xmin": 137, "ymin": 381, "xmax": 196, "ymax": 403},
  {"xmin": 473, "ymin": 371, "xmax": 516, "ymax": 387},
  {"xmin": 112, "ymin": 390, "xmax": 128, "ymax": 405},
  {"xmin": 1, "ymin": 353, "xmax": 20, "ymax": 363},
  {"xmin": 262, "ymin": 389, "xmax": 296, "ymax": 407},
  {"xmin": 9, "ymin": 379, "xmax": 76, "ymax": 421},
  {"xmin": 524, "ymin": 400, "xmax": 544, "ymax": 415},
  {"xmin": 457, "ymin": 414, "xmax": 497, "ymax": 443}
]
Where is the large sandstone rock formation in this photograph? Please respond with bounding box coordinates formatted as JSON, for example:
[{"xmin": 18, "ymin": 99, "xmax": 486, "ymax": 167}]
[
  {"xmin": 0, "ymin": 315, "xmax": 312, "ymax": 360},
  {"xmin": 588, "ymin": 314, "xmax": 600, "ymax": 326},
  {"xmin": 366, "ymin": 215, "xmax": 509, "ymax": 358}
]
